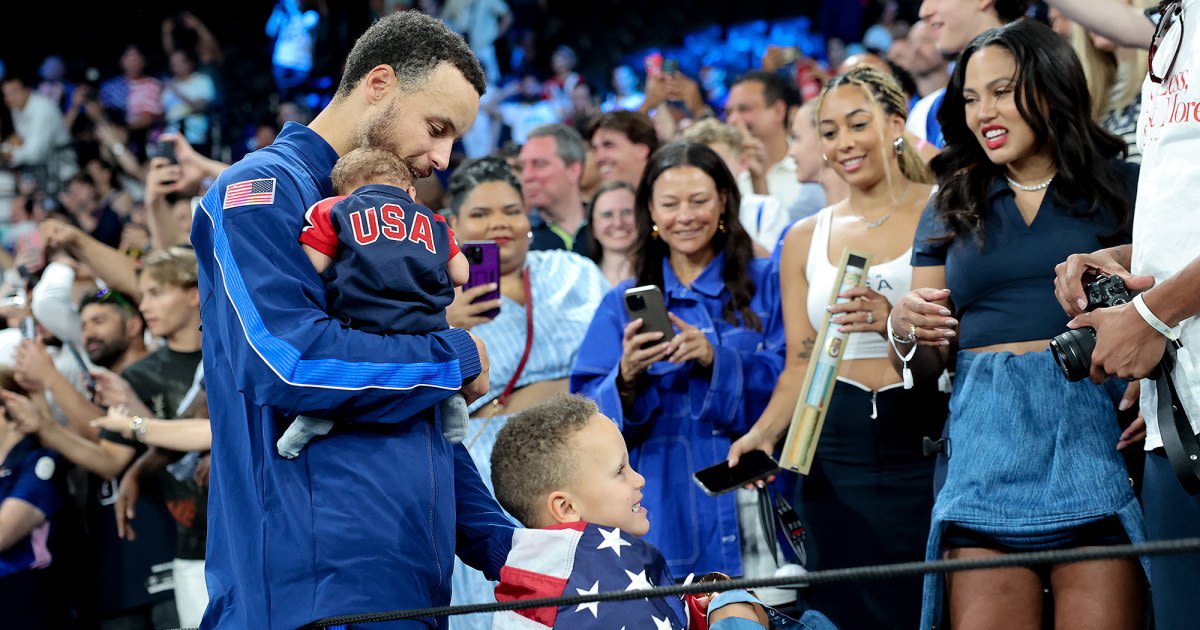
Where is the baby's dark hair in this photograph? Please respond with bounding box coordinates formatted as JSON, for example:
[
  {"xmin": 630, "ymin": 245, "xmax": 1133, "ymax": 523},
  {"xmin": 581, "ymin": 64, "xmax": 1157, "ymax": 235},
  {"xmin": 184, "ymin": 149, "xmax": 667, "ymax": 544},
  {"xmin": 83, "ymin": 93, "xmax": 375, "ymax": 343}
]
[
  {"xmin": 490, "ymin": 394, "xmax": 598, "ymax": 528},
  {"xmin": 331, "ymin": 147, "xmax": 414, "ymax": 195}
]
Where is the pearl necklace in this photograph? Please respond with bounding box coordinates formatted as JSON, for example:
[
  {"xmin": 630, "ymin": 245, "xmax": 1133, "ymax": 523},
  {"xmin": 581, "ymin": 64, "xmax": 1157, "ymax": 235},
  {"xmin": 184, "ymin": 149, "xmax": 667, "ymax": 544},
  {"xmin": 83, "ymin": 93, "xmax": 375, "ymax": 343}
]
[{"xmin": 1005, "ymin": 174, "xmax": 1054, "ymax": 192}]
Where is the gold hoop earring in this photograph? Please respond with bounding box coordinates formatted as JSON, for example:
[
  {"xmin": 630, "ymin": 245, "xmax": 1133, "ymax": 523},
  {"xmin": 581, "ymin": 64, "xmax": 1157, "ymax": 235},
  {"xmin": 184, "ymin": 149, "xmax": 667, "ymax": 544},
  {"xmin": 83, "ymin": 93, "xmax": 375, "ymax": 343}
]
[{"xmin": 651, "ymin": 224, "xmax": 660, "ymax": 239}]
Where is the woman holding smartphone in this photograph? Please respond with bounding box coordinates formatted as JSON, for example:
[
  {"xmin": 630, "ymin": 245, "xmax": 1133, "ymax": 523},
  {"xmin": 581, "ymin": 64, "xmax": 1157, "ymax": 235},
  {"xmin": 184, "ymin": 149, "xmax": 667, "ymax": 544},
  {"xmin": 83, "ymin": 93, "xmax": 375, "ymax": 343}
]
[
  {"xmin": 727, "ymin": 65, "xmax": 946, "ymax": 629},
  {"xmin": 441, "ymin": 156, "xmax": 609, "ymax": 630},
  {"xmin": 570, "ymin": 142, "xmax": 786, "ymax": 584}
]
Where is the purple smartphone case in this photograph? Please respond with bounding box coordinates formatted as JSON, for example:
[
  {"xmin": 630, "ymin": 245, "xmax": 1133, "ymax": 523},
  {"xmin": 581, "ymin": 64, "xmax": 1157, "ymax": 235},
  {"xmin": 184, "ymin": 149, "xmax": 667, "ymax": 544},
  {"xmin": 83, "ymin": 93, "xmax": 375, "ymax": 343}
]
[{"xmin": 462, "ymin": 240, "xmax": 501, "ymax": 319}]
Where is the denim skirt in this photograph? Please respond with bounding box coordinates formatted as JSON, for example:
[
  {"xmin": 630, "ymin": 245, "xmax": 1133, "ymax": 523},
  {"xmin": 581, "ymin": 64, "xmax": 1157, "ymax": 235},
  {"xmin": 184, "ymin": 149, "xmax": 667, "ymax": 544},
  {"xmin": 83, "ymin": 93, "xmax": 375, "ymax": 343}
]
[{"xmin": 919, "ymin": 349, "xmax": 1146, "ymax": 629}]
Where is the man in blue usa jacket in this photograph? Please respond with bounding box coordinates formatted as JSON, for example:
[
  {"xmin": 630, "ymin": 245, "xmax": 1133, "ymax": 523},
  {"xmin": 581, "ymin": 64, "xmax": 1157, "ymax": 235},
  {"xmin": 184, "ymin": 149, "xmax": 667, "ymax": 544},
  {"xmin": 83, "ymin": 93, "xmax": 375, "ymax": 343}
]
[{"xmin": 191, "ymin": 13, "xmax": 514, "ymax": 629}]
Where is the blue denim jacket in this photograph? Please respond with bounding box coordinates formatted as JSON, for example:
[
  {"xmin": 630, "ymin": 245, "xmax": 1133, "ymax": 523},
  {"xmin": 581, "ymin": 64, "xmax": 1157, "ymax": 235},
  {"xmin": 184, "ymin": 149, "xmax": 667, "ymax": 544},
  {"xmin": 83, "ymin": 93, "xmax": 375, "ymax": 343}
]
[{"xmin": 570, "ymin": 253, "xmax": 786, "ymax": 578}]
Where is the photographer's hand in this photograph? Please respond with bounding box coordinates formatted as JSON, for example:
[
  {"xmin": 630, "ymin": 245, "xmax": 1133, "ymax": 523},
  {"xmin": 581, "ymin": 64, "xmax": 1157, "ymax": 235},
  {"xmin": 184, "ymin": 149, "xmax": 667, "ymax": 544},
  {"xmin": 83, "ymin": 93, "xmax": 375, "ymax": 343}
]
[
  {"xmin": 1069, "ymin": 302, "xmax": 1166, "ymax": 382},
  {"xmin": 1053, "ymin": 246, "xmax": 1140, "ymax": 317}
]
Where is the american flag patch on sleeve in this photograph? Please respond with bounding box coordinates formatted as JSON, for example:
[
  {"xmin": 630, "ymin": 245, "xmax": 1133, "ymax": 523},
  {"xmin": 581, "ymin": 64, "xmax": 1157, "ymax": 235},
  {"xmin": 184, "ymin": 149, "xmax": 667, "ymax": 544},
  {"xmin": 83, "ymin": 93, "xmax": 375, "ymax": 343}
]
[{"xmin": 223, "ymin": 178, "xmax": 277, "ymax": 209}]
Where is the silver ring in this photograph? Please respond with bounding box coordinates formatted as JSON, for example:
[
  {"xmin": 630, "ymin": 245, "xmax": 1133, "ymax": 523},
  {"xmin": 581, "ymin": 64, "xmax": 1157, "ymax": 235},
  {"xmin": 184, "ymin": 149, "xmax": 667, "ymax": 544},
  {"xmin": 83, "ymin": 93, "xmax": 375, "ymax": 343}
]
[{"xmin": 865, "ymin": 312, "xmax": 875, "ymax": 324}]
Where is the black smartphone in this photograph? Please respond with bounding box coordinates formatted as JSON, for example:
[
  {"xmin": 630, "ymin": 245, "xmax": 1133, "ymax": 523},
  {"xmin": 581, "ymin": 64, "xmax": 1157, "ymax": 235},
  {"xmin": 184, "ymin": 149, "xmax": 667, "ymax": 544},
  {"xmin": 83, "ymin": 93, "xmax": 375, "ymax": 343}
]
[
  {"xmin": 624, "ymin": 285, "xmax": 674, "ymax": 348},
  {"xmin": 693, "ymin": 450, "xmax": 782, "ymax": 496},
  {"xmin": 156, "ymin": 139, "xmax": 177, "ymax": 165},
  {"xmin": 462, "ymin": 240, "xmax": 501, "ymax": 320},
  {"xmin": 663, "ymin": 59, "xmax": 680, "ymax": 75}
]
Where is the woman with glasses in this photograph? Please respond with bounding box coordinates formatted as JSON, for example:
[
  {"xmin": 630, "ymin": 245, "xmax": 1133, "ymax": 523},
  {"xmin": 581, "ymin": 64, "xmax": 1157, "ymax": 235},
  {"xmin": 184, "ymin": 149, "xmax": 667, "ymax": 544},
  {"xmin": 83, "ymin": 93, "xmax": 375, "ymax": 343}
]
[
  {"xmin": 889, "ymin": 20, "xmax": 1146, "ymax": 629},
  {"xmin": 585, "ymin": 181, "xmax": 639, "ymax": 286}
]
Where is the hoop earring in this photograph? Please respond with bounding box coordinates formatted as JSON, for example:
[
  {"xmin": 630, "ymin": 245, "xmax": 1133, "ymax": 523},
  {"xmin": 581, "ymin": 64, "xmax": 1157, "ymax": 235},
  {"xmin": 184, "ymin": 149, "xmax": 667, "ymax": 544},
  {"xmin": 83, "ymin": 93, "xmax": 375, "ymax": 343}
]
[
  {"xmin": 893, "ymin": 137, "xmax": 905, "ymax": 155},
  {"xmin": 651, "ymin": 224, "xmax": 660, "ymax": 239},
  {"xmin": 526, "ymin": 231, "xmax": 533, "ymax": 239}
]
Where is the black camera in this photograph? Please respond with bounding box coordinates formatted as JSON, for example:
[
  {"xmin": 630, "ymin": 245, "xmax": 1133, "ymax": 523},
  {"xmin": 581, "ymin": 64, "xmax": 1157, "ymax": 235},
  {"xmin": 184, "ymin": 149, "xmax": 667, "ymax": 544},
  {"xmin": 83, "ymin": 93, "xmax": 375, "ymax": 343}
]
[
  {"xmin": 1050, "ymin": 273, "xmax": 1133, "ymax": 381},
  {"xmin": 625, "ymin": 294, "xmax": 646, "ymax": 311}
]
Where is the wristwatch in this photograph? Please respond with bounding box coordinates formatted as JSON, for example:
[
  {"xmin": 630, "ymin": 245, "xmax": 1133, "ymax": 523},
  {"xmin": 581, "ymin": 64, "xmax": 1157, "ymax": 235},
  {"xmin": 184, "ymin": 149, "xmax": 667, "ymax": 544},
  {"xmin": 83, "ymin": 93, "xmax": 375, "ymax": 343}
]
[{"xmin": 130, "ymin": 415, "xmax": 148, "ymax": 443}]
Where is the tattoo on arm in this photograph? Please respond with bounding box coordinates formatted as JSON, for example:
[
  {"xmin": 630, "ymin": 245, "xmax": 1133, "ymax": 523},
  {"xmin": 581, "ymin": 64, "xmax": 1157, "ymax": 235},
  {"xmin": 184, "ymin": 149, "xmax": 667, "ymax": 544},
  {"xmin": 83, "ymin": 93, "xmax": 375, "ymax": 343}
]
[{"xmin": 796, "ymin": 337, "xmax": 815, "ymax": 360}]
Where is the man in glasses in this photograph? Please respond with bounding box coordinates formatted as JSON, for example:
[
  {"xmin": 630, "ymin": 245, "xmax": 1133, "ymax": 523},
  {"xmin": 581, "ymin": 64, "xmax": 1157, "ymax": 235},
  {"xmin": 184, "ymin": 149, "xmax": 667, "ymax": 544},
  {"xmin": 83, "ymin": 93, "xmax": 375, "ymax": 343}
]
[{"xmin": 1055, "ymin": 3, "xmax": 1200, "ymax": 629}]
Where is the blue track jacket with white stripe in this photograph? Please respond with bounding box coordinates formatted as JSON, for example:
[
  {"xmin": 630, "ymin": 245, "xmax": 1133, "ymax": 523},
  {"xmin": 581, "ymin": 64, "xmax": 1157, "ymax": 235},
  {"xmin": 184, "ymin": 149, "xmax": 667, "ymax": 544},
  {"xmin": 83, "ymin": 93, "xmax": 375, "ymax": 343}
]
[{"xmin": 192, "ymin": 122, "xmax": 515, "ymax": 629}]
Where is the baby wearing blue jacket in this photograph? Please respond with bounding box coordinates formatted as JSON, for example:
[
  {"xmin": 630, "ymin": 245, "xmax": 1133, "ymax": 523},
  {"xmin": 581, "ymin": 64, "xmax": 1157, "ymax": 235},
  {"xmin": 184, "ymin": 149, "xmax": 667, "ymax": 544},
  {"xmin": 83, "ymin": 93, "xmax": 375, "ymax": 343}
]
[
  {"xmin": 488, "ymin": 394, "xmax": 837, "ymax": 630},
  {"xmin": 276, "ymin": 147, "xmax": 471, "ymax": 458}
]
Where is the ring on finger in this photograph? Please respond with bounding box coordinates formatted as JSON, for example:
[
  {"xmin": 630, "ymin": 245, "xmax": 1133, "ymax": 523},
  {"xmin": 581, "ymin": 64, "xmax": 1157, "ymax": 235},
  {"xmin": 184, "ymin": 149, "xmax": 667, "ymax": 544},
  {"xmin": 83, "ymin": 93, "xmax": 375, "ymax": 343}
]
[{"xmin": 865, "ymin": 312, "xmax": 875, "ymax": 324}]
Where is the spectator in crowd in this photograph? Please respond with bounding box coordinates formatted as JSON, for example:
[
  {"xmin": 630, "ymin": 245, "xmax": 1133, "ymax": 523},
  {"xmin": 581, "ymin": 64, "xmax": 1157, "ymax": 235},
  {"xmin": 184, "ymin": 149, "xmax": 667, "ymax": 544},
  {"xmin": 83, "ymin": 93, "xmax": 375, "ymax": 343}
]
[
  {"xmin": 0, "ymin": 372, "xmax": 63, "ymax": 630},
  {"xmin": 99, "ymin": 45, "xmax": 164, "ymax": 134},
  {"xmin": 565, "ymin": 81, "xmax": 600, "ymax": 132},
  {"xmin": 571, "ymin": 142, "xmax": 786, "ymax": 583},
  {"xmin": 1, "ymin": 73, "xmax": 76, "ymax": 189},
  {"xmin": 602, "ymin": 65, "xmax": 646, "ymax": 112},
  {"xmin": 546, "ymin": 45, "xmax": 581, "ymax": 103},
  {"xmin": 729, "ymin": 65, "xmax": 943, "ymax": 630},
  {"xmin": 788, "ymin": 100, "xmax": 850, "ymax": 207},
  {"xmin": 586, "ymin": 180, "xmax": 638, "ymax": 286},
  {"xmin": 161, "ymin": 49, "xmax": 216, "ymax": 157},
  {"xmin": 1054, "ymin": 3, "xmax": 1200, "ymax": 628},
  {"xmin": 520, "ymin": 123, "xmax": 592, "ymax": 255},
  {"xmin": 162, "ymin": 11, "xmax": 226, "ymax": 85},
  {"xmin": 586, "ymin": 110, "xmax": 659, "ymax": 186},
  {"xmin": 889, "ymin": 21, "xmax": 1144, "ymax": 629},
  {"xmin": 57, "ymin": 174, "xmax": 123, "ymax": 249},
  {"xmin": 266, "ymin": 0, "xmax": 321, "ymax": 98},
  {"xmin": 725, "ymin": 71, "xmax": 824, "ymax": 221},
  {"xmin": 443, "ymin": 0, "xmax": 513, "ymax": 85},
  {"xmin": 682, "ymin": 118, "xmax": 788, "ymax": 255},
  {"xmin": 36, "ymin": 56, "xmax": 73, "ymax": 112},
  {"xmin": 904, "ymin": 20, "xmax": 950, "ymax": 99},
  {"xmin": 488, "ymin": 73, "xmax": 561, "ymax": 145},
  {"xmin": 1071, "ymin": 0, "xmax": 1154, "ymax": 163},
  {"xmin": 442, "ymin": 156, "xmax": 609, "ymax": 630},
  {"xmin": 103, "ymin": 248, "xmax": 208, "ymax": 626},
  {"xmin": 909, "ymin": 0, "xmax": 1031, "ymax": 149},
  {"xmin": 84, "ymin": 157, "xmax": 135, "ymax": 218}
]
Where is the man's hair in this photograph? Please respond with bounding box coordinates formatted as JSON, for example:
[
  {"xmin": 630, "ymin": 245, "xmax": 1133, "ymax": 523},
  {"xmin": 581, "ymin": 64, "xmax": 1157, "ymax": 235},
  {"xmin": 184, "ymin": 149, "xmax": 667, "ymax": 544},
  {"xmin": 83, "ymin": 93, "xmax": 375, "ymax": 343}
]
[
  {"xmin": 140, "ymin": 246, "xmax": 198, "ymax": 289},
  {"xmin": 682, "ymin": 118, "xmax": 744, "ymax": 153},
  {"xmin": 996, "ymin": 0, "xmax": 1033, "ymax": 23},
  {"xmin": 525, "ymin": 124, "xmax": 587, "ymax": 167},
  {"xmin": 585, "ymin": 111, "xmax": 660, "ymax": 153},
  {"xmin": 731, "ymin": 71, "xmax": 801, "ymax": 111},
  {"xmin": 490, "ymin": 394, "xmax": 598, "ymax": 528},
  {"xmin": 336, "ymin": 11, "xmax": 486, "ymax": 99},
  {"xmin": 331, "ymin": 147, "xmax": 414, "ymax": 194},
  {"xmin": 79, "ymin": 289, "xmax": 141, "ymax": 321}
]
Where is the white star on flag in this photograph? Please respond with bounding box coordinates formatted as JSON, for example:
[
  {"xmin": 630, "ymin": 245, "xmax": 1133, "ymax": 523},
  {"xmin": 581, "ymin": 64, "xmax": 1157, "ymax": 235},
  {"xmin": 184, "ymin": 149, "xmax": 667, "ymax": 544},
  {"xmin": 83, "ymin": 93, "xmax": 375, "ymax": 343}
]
[
  {"xmin": 596, "ymin": 526, "xmax": 632, "ymax": 557},
  {"xmin": 624, "ymin": 569, "xmax": 653, "ymax": 591},
  {"xmin": 652, "ymin": 614, "xmax": 675, "ymax": 630},
  {"xmin": 575, "ymin": 581, "xmax": 600, "ymax": 618}
]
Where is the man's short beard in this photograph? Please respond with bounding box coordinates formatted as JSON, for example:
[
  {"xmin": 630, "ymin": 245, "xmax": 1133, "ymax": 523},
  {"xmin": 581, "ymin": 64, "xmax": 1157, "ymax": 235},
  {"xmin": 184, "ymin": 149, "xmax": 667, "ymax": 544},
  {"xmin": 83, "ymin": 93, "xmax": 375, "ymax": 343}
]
[
  {"xmin": 88, "ymin": 338, "xmax": 130, "ymax": 369},
  {"xmin": 358, "ymin": 99, "xmax": 427, "ymax": 178}
]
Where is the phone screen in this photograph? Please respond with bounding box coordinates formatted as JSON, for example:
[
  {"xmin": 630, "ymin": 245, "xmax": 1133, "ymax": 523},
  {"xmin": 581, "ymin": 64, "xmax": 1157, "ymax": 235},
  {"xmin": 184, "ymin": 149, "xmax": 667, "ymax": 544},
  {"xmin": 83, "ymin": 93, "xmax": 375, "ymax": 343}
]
[{"xmin": 692, "ymin": 451, "xmax": 781, "ymax": 496}]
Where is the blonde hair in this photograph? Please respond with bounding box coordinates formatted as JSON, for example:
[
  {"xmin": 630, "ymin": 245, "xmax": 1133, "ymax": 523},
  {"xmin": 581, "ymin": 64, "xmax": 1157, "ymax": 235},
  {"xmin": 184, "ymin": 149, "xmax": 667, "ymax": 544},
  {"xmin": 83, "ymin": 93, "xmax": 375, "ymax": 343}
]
[
  {"xmin": 682, "ymin": 118, "xmax": 744, "ymax": 153},
  {"xmin": 140, "ymin": 246, "xmax": 198, "ymax": 289},
  {"xmin": 814, "ymin": 65, "xmax": 933, "ymax": 194},
  {"xmin": 1071, "ymin": 0, "xmax": 1153, "ymax": 121},
  {"xmin": 331, "ymin": 147, "xmax": 414, "ymax": 195}
]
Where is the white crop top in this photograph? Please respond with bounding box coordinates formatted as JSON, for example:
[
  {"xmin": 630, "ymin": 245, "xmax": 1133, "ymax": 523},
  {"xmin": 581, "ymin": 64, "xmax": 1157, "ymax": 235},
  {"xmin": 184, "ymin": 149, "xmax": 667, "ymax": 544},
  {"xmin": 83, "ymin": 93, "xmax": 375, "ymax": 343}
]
[{"xmin": 804, "ymin": 206, "xmax": 913, "ymax": 361}]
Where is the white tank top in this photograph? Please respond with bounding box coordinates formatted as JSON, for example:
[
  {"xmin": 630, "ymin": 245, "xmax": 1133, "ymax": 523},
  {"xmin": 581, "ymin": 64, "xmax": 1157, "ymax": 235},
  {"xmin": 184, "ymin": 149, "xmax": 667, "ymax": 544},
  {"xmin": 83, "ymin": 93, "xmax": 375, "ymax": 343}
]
[{"xmin": 804, "ymin": 206, "xmax": 913, "ymax": 361}]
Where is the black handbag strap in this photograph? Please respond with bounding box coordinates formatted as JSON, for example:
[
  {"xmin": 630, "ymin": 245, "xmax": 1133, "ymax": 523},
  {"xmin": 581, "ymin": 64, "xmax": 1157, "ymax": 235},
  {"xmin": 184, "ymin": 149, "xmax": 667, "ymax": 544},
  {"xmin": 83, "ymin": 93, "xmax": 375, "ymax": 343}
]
[{"xmin": 1156, "ymin": 343, "xmax": 1200, "ymax": 494}]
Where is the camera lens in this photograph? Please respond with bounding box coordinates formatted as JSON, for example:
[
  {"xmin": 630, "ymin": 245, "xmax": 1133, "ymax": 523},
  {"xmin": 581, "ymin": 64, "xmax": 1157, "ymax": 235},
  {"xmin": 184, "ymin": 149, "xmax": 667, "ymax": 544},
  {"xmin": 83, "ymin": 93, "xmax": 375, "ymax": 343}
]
[
  {"xmin": 465, "ymin": 248, "xmax": 481, "ymax": 263},
  {"xmin": 626, "ymin": 295, "xmax": 645, "ymax": 310},
  {"xmin": 1049, "ymin": 327, "xmax": 1097, "ymax": 382}
]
